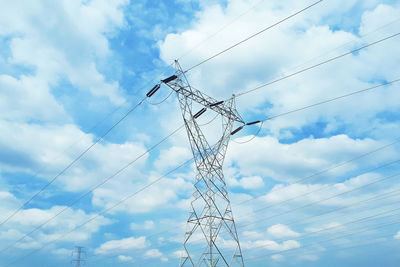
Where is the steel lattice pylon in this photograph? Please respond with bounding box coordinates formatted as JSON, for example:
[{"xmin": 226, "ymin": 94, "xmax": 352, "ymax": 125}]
[{"xmin": 163, "ymin": 61, "xmax": 245, "ymax": 267}]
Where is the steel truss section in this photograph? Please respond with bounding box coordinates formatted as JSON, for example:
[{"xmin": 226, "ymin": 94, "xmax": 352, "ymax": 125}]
[{"xmin": 163, "ymin": 61, "xmax": 245, "ymax": 267}]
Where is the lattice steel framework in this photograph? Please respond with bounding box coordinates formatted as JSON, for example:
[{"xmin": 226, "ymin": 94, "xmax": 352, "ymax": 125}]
[
  {"xmin": 71, "ymin": 246, "xmax": 85, "ymax": 267},
  {"xmin": 163, "ymin": 61, "xmax": 245, "ymax": 267}
]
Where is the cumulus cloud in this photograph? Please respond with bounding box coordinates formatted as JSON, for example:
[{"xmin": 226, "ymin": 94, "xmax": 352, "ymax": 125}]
[
  {"xmin": 227, "ymin": 134, "xmax": 394, "ymax": 183},
  {"xmin": 154, "ymin": 146, "xmax": 192, "ymax": 171},
  {"xmin": 231, "ymin": 176, "xmax": 264, "ymax": 189},
  {"xmin": 118, "ymin": 255, "xmax": 134, "ymax": 262},
  {"xmin": 159, "ymin": 0, "xmax": 400, "ymax": 139},
  {"xmin": 271, "ymin": 254, "xmax": 284, "ymax": 261},
  {"xmin": 394, "ymin": 232, "xmax": 400, "ymax": 240},
  {"xmin": 130, "ymin": 220, "xmax": 155, "ymax": 230},
  {"xmin": 145, "ymin": 248, "xmax": 163, "ymax": 258},
  {"xmin": 95, "ymin": 236, "xmax": 148, "ymax": 255},
  {"xmin": 0, "ymin": 194, "xmax": 111, "ymax": 250},
  {"xmin": 248, "ymin": 239, "xmax": 300, "ymax": 251},
  {"xmin": 305, "ymin": 222, "xmax": 343, "ymax": 233},
  {"xmin": 267, "ymin": 224, "xmax": 300, "ymax": 238}
]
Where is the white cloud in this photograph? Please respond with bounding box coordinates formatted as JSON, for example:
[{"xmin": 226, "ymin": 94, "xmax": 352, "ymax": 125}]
[
  {"xmin": 52, "ymin": 248, "xmax": 71, "ymax": 256},
  {"xmin": 394, "ymin": 232, "xmax": 400, "ymax": 240},
  {"xmin": 242, "ymin": 230, "xmax": 264, "ymax": 240},
  {"xmin": 248, "ymin": 239, "xmax": 300, "ymax": 251},
  {"xmin": 305, "ymin": 222, "xmax": 343, "ymax": 233},
  {"xmin": 0, "ymin": 0, "xmax": 128, "ymax": 107},
  {"xmin": 95, "ymin": 236, "xmax": 148, "ymax": 255},
  {"xmin": 159, "ymin": 1, "xmax": 400, "ymax": 140},
  {"xmin": 145, "ymin": 248, "xmax": 163, "ymax": 258},
  {"xmin": 173, "ymin": 250, "xmax": 186, "ymax": 258},
  {"xmin": 92, "ymin": 176, "xmax": 192, "ymax": 214},
  {"xmin": 227, "ymin": 135, "xmax": 393, "ymax": 183},
  {"xmin": 130, "ymin": 220, "xmax": 155, "ymax": 230},
  {"xmin": 271, "ymin": 254, "xmax": 284, "ymax": 261},
  {"xmin": 261, "ymin": 172, "xmax": 380, "ymax": 206},
  {"xmin": 118, "ymin": 255, "xmax": 134, "ymax": 262},
  {"xmin": 0, "ymin": 195, "xmax": 111, "ymax": 250},
  {"xmin": 267, "ymin": 224, "xmax": 300, "ymax": 238},
  {"xmin": 154, "ymin": 146, "xmax": 192, "ymax": 171},
  {"xmin": 0, "ymin": 120, "xmax": 148, "ymax": 192},
  {"xmin": 234, "ymin": 176, "xmax": 264, "ymax": 189}
]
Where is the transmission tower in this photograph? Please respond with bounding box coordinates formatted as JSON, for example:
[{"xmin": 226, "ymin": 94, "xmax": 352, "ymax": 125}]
[
  {"xmin": 161, "ymin": 61, "xmax": 245, "ymax": 266},
  {"xmin": 71, "ymin": 246, "xmax": 86, "ymax": 267}
]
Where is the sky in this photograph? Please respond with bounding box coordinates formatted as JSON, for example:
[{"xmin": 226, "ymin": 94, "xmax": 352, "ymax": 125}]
[{"xmin": 0, "ymin": 0, "xmax": 400, "ymax": 266}]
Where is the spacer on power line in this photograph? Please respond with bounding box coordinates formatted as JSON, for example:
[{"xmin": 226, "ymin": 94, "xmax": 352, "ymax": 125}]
[{"xmin": 146, "ymin": 84, "xmax": 161, "ymax": 97}]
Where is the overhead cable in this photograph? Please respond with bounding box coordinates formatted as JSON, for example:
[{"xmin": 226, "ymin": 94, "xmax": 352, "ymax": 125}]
[
  {"xmin": 3, "ymin": 158, "xmax": 194, "ymax": 267},
  {"xmin": 235, "ymin": 31, "xmax": 400, "ymax": 97},
  {"xmin": 0, "ymin": 96, "xmax": 147, "ymax": 228},
  {"xmin": 0, "ymin": 123, "xmax": 186, "ymax": 254},
  {"xmin": 184, "ymin": 0, "xmax": 324, "ymax": 72}
]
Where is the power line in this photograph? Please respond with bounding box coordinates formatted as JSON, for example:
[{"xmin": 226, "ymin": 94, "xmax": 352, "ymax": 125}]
[
  {"xmin": 246, "ymin": 217, "xmax": 400, "ymax": 262},
  {"xmin": 231, "ymin": 78, "xmax": 400, "ymax": 145},
  {"xmin": 259, "ymin": 78, "xmax": 400, "ymax": 122},
  {"xmin": 86, "ymin": 109, "xmax": 400, "ymax": 259},
  {"xmin": 288, "ymin": 17, "xmax": 400, "ymax": 73},
  {"xmin": 3, "ymin": 158, "xmax": 194, "ymax": 267},
  {"xmin": 238, "ymin": 158, "xmax": 400, "ymax": 218},
  {"xmin": 177, "ymin": 0, "xmax": 265, "ymax": 61},
  {"xmin": 184, "ymin": 0, "xmax": 324, "ymax": 72},
  {"xmin": 0, "ymin": 97, "xmax": 147, "ymax": 228},
  {"xmin": 128, "ymin": 159, "xmax": 400, "ymax": 263},
  {"xmin": 234, "ymin": 136, "xmax": 400, "ymax": 207},
  {"xmin": 242, "ymin": 187, "xmax": 400, "ymax": 245},
  {"xmin": 137, "ymin": 185, "xmax": 400, "ymax": 265},
  {"xmin": 237, "ymin": 169, "xmax": 400, "ymax": 230},
  {"xmin": 192, "ymin": 200, "xmax": 400, "ymax": 259},
  {"xmin": 235, "ymin": 31, "xmax": 400, "ymax": 97},
  {"xmin": 0, "ymin": 123, "xmax": 186, "ymax": 254}
]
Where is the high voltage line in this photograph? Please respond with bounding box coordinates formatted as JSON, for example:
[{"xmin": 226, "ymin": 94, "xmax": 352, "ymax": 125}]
[
  {"xmin": 0, "ymin": 124, "xmax": 186, "ymax": 254},
  {"xmin": 1, "ymin": 0, "xmax": 396, "ymax": 232},
  {"xmin": 2, "ymin": 75, "xmax": 398, "ymax": 264},
  {"xmin": 0, "ymin": 76, "xmax": 399, "ymax": 264},
  {"xmin": 2, "ymin": 158, "xmax": 194, "ymax": 267},
  {"xmin": 184, "ymin": 198, "xmax": 400, "ymax": 259},
  {"xmin": 0, "ymin": 0, "xmax": 321, "ymax": 231},
  {"xmin": 133, "ymin": 160, "xmax": 400, "ymax": 259},
  {"xmin": 0, "ymin": 97, "xmax": 147, "ymax": 228},
  {"xmin": 246, "ymin": 217, "xmax": 400, "ymax": 262},
  {"xmin": 237, "ymin": 168, "xmax": 400, "ymax": 230},
  {"xmin": 1, "ymin": 77, "xmax": 397, "ymax": 259},
  {"xmin": 240, "ymin": 188, "xmax": 400, "ymax": 248},
  {"xmin": 234, "ymin": 31, "xmax": 400, "ymax": 97},
  {"xmin": 145, "ymin": 139, "xmax": 400, "ymax": 244},
  {"xmin": 234, "ymin": 137, "xmax": 400, "ymax": 207},
  {"xmin": 4, "ymin": 81, "xmax": 398, "ymax": 265},
  {"xmin": 2, "ymin": 2, "xmax": 399, "ymax": 265},
  {"xmin": 184, "ymin": 0, "xmax": 325, "ymax": 72},
  {"xmin": 133, "ymin": 193, "xmax": 400, "ymax": 265},
  {"xmin": 233, "ymin": 159, "xmax": 400, "ymax": 225}
]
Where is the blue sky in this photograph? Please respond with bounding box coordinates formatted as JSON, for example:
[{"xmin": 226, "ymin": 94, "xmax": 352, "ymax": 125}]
[{"xmin": 0, "ymin": 0, "xmax": 400, "ymax": 266}]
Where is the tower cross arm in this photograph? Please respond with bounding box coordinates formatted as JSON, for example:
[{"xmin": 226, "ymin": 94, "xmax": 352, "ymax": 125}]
[{"xmin": 163, "ymin": 77, "xmax": 244, "ymax": 123}]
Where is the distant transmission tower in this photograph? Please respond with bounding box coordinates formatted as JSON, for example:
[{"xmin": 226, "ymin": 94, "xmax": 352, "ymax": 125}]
[
  {"xmin": 71, "ymin": 246, "xmax": 86, "ymax": 267},
  {"xmin": 162, "ymin": 61, "xmax": 245, "ymax": 266}
]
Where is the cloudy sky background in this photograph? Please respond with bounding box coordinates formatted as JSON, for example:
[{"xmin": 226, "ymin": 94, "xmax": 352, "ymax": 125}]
[{"xmin": 0, "ymin": 0, "xmax": 400, "ymax": 266}]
